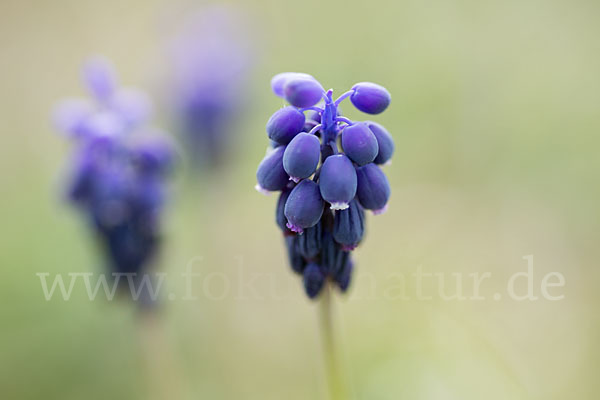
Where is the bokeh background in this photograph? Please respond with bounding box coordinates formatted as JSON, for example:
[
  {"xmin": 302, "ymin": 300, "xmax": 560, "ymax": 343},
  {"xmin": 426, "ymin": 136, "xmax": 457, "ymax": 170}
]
[{"xmin": 1, "ymin": 0, "xmax": 599, "ymax": 399}]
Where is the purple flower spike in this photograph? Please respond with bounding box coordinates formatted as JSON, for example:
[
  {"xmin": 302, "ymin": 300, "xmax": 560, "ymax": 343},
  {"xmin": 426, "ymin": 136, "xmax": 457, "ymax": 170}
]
[
  {"xmin": 53, "ymin": 57, "xmax": 174, "ymax": 307},
  {"xmin": 319, "ymin": 154, "xmax": 357, "ymax": 210},
  {"xmin": 256, "ymin": 146, "xmax": 289, "ymax": 193},
  {"xmin": 271, "ymin": 72, "xmax": 314, "ymax": 97},
  {"xmin": 258, "ymin": 71, "xmax": 394, "ymax": 298},
  {"xmin": 356, "ymin": 163, "xmax": 391, "ymax": 213},
  {"xmin": 303, "ymin": 263, "xmax": 326, "ymax": 298},
  {"xmin": 283, "ymin": 76, "xmax": 324, "ymax": 108},
  {"xmin": 283, "ymin": 132, "xmax": 321, "ymax": 182},
  {"xmin": 350, "ymin": 82, "xmax": 391, "ymax": 114},
  {"xmin": 82, "ymin": 56, "xmax": 117, "ymax": 101},
  {"xmin": 266, "ymin": 106, "xmax": 306, "ymax": 145},
  {"xmin": 366, "ymin": 122, "xmax": 395, "ymax": 165},
  {"xmin": 284, "ymin": 180, "xmax": 324, "ymax": 233},
  {"xmin": 341, "ymin": 122, "xmax": 379, "ymax": 166}
]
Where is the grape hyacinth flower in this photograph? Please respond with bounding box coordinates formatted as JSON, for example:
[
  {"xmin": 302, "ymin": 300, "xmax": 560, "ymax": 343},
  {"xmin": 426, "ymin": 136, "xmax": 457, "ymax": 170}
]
[
  {"xmin": 166, "ymin": 5, "xmax": 255, "ymax": 168},
  {"xmin": 256, "ymin": 73, "xmax": 393, "ymax": 300},
  {"xmin": 53, "ymin": 57, "xmax": 174, "ymax": 305}
]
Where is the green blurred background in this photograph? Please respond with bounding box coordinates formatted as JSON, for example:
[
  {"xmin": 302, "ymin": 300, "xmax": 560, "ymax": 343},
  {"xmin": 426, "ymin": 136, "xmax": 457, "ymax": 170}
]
[{"xmin": 1, "ymin": 0, "xmax": 599, "ymax": 399}]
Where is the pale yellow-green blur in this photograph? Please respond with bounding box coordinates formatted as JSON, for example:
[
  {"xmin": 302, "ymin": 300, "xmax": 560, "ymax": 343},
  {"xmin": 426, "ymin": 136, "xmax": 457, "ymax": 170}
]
[{"xmin": 0, "ymin": 0, "xmax": 598, "ymax": 399}]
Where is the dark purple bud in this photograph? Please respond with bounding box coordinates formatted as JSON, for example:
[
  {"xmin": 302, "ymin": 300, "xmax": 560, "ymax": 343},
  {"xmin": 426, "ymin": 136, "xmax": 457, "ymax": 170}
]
[
  {"xmin": 285, "ymin": 235, "xmax": 306, "ymax": 274},
  {"xmin": 271, "ymin": 72, "xmax": 314, "ymax": 97},
  {"xmin": 283, "ymin": 132, "xmax": 320, "ymax": 182},
  {"xmin": 350, "ymin": 82, "xmax": 391, "ymax": 114},
  {"xmin": 276, "ymin": 188, "xmax": 292, "ymax": 232},
  {"xmin": 334, "ymin": 257, "xmax": 353, "ymax": 292},
  {"xmin": 283, "ymin": 76, "xmax": 324, "ymax": 108},
  {"xmin": 341, "ymin": 122, "xmax": 379, "ymax": 166},
  {"xmin": 82, "ymin": 56, "xmax": 117, "ymax": 101},
  {"xmin": 319, "ymin": 154, "xmax": 357, "ymax": 210},
  {"xmin": 333, "ymin": 199, "xmax": 365, "ymax": 250},
  {"xmin": 366, "ymin": 121, "xmax": 395, "ymax": 165},
  {"xmin": 356, "ymin": 163, "xmax": 391, "ymax": 214},
  {"xmin": 303, "ymin": 262, "xmax": 325, "ymax": 299},
  {"xmin": 284, "ymin": 180, "xmax": 324, "ymax": 233},
  {"xmin": 321, "ymin": 231, "xmax": 349, "ymax": 277},
  {"xmin": 297, "ymin": 221, "xmax": 322, "ymax": 259},
  {"xmin": 266, "ymin": 106, "xmax": 305, "ymax": 145},
  {"xmin": 256, "ymin": 146, "xmax": 289, "ymax": 193}
]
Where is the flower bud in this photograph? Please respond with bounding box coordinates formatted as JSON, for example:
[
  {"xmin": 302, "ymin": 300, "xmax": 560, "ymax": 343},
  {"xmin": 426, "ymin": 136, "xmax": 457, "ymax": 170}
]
[
  {"xmin": 285, "ymin": 235, "xmax": 306, "ymax": 274},
  {"xmin": 333, "ymin": 199, "xmax": 365, "ymax": 250},
  {"xmin": 334, "ymin": 257, "xmax": 353, "ymax": 292},
  {"xmin": 271, "ymin": 72, "xmax": 314, "ymax": 97},
  {"xmin": 284, "ymin": 180, "xmax": 324, "ymax": 233},
  {"xmin": 356, "ymin": 163, "xmax": 390, "ymax": 213},
  {"xmin": 266, "ymin": 106, "xmax": 305, "ymax": 145},
  {"xmin": 321, "ymin": 231, "xmax": 349, "ymax": 277},
  {"xmin": 110, "ymin": 87, "xmax": 152, "ymax": 127},
  {"xmin": 350, "ymin": 82, "xmax": 391, "ymax": 114},
  {"xmin": 82, "ymin": 56, "xmax": 117, "ymax": 101},
  {"xmin": 283, "ymin": 76, "xmax": 324, "ymax": 108},
  {"xmin": 303, "ymin": 262, "xmax": 325, "ymax": 299},
  {"xmin": 276, "ymin": 188, "xmax": 292, "ymax": 232},
  {"xmin": 341, "ymin": 122, "xmax": 379, "ymax": 166},
  {"xmin": 256, "ymin": 146, "xmax": 289, "ymax": 192},
  {"xmin": 297, "ymin": 221, "xmax": 322, "ymax": 259},
  {"xmin": 319, "ymin": 154, "xmax": 357, "ymax": 210},
  {"xmin": 52, "ymin": 99, "xmax": 93, "ymax": 138},
  {"xmin": 366, "ymin": 121, "xmax": 394, "ymax": 165},
  {"xmin": 283, "ymin": 132, "xmax": 320, "ymax": 182}
]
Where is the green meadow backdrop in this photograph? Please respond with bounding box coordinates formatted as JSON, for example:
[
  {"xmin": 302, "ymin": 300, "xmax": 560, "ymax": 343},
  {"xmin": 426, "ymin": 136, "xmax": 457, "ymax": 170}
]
[{"xmin": 1, "ymin": 0, "xmax": 598, "ymax": 399}]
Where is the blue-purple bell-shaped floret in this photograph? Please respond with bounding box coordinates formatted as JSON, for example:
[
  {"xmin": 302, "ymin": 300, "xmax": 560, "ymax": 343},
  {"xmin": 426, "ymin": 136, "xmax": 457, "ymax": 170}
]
[
  {"xmin": 366, "ymin": 121, "xmax": 395, "ymax": 165},
  {"xmin": 341, "ymin": 122, "xmax": 379, "ymax": 166},
  {"xmin": 297, "ymin": 221, "xmax": 322, "ymax": 259},
  {"xmin": 333, "ymin": 199, "xmax": 365, "ymax": 251},
  {"xmin": 266, "ymin": 106, "xmax": 305, "ymax": 145},
  {"xmin": 350, "ymin": 82, "xmax": 391, "ymax": 115},
  {"xmin": 321, "ymin": 231, "xmax": 350, "ymax": 277},
  {"xmin": 334, "ymin": 257, "xmax": 353, "ymax": 292},
  {"xmin": 284, "ymin": 179, "xmax": 324, "ymax": 233},
  {"xmin": 303, "ymin": 262, "xmax": 326, "ymax": 298},
  {"xmin": 271, "ymin": 72, "xmax": 314, "ymax": 97},
  {"xmin": 319, "ymin": 154, "xmax": 357, "ymax": 210},
  {"xmin": 276, "ymin": 188, "xmax": 292, "ymax": 232},
  {"xmin": 283, "ymin": 76, "xmax": 324, "ymax": 108},
  {"xmin": 356, "ymin": 163, "xmax": 391, "ymax": 214},
  {"xmin": 256, "ymin": 146, "xmax": 289, "ymax": 193},
  {"xmin": 285, "ymin": 235, "xmax": 306, "ymax": 274},
  {"xmin": 283, "ymin": 132, "xmax": 320, "ymax": 182}
]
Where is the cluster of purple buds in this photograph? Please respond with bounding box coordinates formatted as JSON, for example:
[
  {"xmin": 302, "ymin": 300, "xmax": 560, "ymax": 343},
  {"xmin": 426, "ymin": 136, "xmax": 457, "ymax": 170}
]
[
  {"xmin": 256, "ymin": 72, "xmax": 394, "ymax": 299},
  {"xmin": 53, "ymin": 57, "xmax": 173, "ymax": 280}
]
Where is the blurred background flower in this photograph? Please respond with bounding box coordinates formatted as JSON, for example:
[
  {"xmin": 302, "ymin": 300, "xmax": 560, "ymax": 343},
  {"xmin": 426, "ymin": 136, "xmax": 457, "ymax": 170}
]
[
  {"xmin": 53, "ymin": 56, "xmax": 174, "ymax": 306},
  {"xmin": 164, "ymin": 4, "xmax": 256, "ymax": 169}
]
